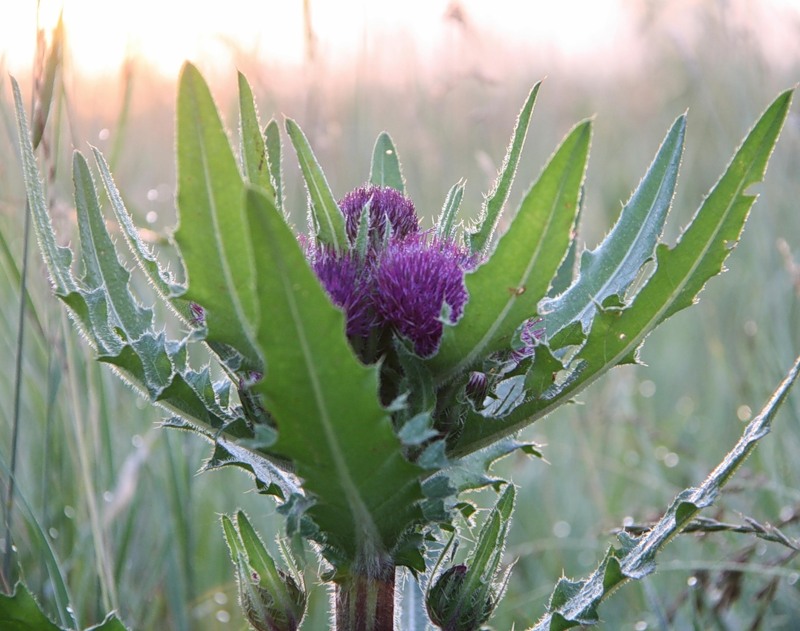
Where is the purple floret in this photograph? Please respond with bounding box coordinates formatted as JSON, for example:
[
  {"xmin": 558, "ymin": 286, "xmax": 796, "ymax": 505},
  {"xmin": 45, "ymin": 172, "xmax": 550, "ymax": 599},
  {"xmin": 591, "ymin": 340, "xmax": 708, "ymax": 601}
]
[
  {"xmin": 310, "ymin": 248, "xmax": 375, "ymax": 337},
  {"xmin": 373, "ymin": 235, "xmax": 469, "ymax": 357},
  {"xmin": 338, "ymin": 185, "xmax": 419, "ymax": 244}
]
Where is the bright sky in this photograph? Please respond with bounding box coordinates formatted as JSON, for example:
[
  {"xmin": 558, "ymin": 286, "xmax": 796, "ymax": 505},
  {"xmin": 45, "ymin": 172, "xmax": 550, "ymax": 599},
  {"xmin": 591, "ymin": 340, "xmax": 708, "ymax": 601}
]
[
  {"xmin": 2, "ymin": 0, "xmax": 634, "ymax": 77},
  {"xmin": 2, "ymin": 0, "xmax": 798, "ymax": 79}
]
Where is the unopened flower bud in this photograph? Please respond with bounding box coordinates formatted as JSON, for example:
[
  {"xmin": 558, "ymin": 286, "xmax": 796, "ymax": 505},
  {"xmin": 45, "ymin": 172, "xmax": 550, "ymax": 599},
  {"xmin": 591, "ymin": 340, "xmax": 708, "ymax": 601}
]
[
  {"xmin": 238, "ymin": 566, "xmax": 306, "ymax": 631},
  {"xmin": 426, "ymin": 564, "xmax": 494, "ymax": 631}
]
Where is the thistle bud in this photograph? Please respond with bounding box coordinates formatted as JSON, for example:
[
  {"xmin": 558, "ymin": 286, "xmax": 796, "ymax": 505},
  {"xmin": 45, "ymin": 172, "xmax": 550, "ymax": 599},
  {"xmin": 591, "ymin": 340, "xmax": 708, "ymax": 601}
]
[
  {"xmin": 426, "ymin": 564, "xmax": 494, "ymax": 631},
  {"xmin": 223, "ymin": 512, "xmax": 307, "ymax": 631},
  {"xmin": 238, "ymin": 565, "xmax": 306, "ymax": 631}
]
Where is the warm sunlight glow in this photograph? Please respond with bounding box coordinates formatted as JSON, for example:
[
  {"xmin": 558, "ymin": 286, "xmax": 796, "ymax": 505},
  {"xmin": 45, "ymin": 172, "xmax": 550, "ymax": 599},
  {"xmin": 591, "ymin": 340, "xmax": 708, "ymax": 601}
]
[
  {"xmin": 2, "ymin": 0, "xmax": 798, "ymax": 78},
  {"xmin": 3, "ymin": 0, "xmax": 637, "ymax": 78}
]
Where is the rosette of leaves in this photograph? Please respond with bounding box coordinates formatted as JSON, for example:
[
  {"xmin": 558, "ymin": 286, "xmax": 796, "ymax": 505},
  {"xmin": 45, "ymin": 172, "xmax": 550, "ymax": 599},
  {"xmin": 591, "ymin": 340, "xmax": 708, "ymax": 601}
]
[{"xmin": 11, "ymin": 61, "xmax": 793, "ymax": 630}]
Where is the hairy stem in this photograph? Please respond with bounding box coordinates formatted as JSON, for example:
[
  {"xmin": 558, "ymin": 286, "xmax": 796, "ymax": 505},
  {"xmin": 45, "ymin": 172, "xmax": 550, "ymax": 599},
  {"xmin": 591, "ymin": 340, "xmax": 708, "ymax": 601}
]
[{"xmin": 334, "ymin": 562, "xmax": 396, "ymax": 631}]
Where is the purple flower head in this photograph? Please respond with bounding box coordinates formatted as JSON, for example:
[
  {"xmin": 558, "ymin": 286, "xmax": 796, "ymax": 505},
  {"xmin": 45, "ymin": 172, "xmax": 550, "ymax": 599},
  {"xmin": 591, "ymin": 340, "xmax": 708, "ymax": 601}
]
[
  {"xmin": 338, "ymin": 185, "xmax": 419, "ymax": 245},
  {"xmin": 309, "ymin": 247, "xmax": 375, "ymax": 338},
  {"xmin": 373, "ymin": 234, "xmax": 469, "ymax": 357},
  {"xmin": 306, "ymin": 186, "xmax": 473, "ymax": 359}
]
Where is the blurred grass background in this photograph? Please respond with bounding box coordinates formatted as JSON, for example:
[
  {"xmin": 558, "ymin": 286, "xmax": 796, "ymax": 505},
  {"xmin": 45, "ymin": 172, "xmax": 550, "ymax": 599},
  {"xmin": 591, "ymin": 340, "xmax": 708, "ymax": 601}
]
[{"xmin": 1, "ymin": 1, "xmax": 800, "ymax": 629}]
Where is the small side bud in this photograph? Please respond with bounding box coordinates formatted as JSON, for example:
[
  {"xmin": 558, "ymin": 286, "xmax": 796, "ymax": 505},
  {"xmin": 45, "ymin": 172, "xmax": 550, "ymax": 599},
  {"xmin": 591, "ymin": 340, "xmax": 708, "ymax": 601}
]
[
  {"xmin": 426, "ymin": 564, "xmax": 493, "ymax": 631},
  {"xmin": 222, "ymin": 512, "xmax": 307, "ymax": 631},
  {"xmin": 427, "ymin": 485, "xmax": 517, "ymax": 631},
  {"xmin": 237, "ymin": 563, "xmax": 306, "ymax": 631}
]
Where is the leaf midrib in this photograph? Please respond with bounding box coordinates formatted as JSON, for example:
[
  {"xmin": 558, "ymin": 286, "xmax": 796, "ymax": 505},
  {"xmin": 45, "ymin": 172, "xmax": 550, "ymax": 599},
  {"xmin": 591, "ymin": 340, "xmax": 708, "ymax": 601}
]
[
  {"xmin": 192, "ymin": 96, "xmax": 256, "ymax": 347},
  {"xmin": 272, "ymin": 242, "xmax": 381, "ymax": 549}
]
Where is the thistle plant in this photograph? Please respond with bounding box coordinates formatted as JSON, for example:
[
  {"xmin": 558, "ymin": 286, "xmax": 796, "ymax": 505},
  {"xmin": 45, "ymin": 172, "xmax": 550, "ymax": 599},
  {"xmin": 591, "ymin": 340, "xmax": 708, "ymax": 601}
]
[{"xmin": 7, "ymin": 60, "xmax": 799, "ymax": 630}]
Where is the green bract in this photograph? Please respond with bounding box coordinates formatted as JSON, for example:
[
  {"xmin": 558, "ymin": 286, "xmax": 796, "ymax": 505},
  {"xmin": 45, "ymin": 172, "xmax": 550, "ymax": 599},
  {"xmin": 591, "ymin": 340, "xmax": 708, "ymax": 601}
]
[{"xmin": 11, "ymin": 61, "xmax": 795, "ymax": 630}]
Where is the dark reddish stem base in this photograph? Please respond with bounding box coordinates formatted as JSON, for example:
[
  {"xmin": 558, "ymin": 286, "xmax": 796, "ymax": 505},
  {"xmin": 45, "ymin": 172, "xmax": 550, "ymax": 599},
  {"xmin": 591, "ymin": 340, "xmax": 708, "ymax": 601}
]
[{"xmin": 334, "ymin": 564, "xmax": 396, "ymax": 631}]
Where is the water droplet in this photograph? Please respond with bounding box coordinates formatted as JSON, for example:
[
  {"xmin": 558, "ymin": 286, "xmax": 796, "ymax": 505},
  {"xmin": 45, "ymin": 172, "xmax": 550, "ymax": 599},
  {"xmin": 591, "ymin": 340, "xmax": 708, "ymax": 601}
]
[
  {"xmin": 132, "ymin": 434, "xmax": 143, "ymax": 448},
  {"xmin": 214, "ymin": 591, "xmax": 228, "ymax": 605},
  {"xmin": 663, "ymin": 452, "xmax": 679, "ymax": 468},
  {"xmin": 147, "ymin": 188, "xmax": 159, "ymax": 201},
  {"xmin": 737, "ymin": 405, "xmax": 752, "ymax": 422},
  {"xmin": 385, "ymin": 149, "xmax": 393, "ymax": 156},
  {"xmin": 48, "ymin": 527, "xmax": 59, "ymax": 539},
  {"xmin": 638, "ymin": 380, "xmax": 656, "ymax": 398},
  {"xmin": 634, "ymin": 621, "xmax": 648, "ymax": 631},
  {"xmin": 552, "ymin": 521, "xmax": 571, "ymax": 538},
  {"xmin": 146, "ymin": 211, "xmax": 158, "ymax": 224},
  {"xmin": 215, "ymin": 609, "xmax": 231, "ymax": 623},
  {"xmin": 98, "ymin": 128, "xmax": 110, "ymax": 141},
  {"xmin": 103, "ymin": 491, "xmax": 114, "ymax": 502},
  {"xmin": 64, "ymin": 505, "xmax": 76, "ymax": 519},
  {"xmin": 622, "ymin": 515, "xmax": 634, "ymax": 528},
  {"xmin": 687, "ymin": 575, "xmax": 698, "ymax": 588}
]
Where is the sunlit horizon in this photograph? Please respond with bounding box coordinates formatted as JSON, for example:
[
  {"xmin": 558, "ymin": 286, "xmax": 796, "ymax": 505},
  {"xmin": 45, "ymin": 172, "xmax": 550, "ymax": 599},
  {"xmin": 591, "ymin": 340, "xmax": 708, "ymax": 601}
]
[{"xmin": 3, "ymin": 0, "xmax": 798, "ymax": 82}]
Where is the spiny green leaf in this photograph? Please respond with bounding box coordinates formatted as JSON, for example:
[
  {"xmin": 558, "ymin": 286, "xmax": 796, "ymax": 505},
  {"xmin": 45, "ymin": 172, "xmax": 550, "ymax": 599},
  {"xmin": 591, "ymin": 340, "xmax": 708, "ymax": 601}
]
[
  {"xmin": 222, "ymin": 514, "xmax": 245, "ymax": 558},
  {"xmin": 0, "ymin": 583, "xmax": 62, "ymax": 631},
  {"xmin": 449, "ymin": 90, "xmax": 792, "ymax": 459},
  {"xmin": 467, "ymin": 83, "xmax": 541, "ymax": 255},
  {"xmin": 524, "ymin": 344, "xmax": 567, "ymax": 399},
  {"xmin": 174, "ymin": 61, "xmax": 260, "ymax": 369},
  {"xmin": 265, "ymin": 119, "xmax": 284, "ymax": 215},
  {"xmin": 0, "ymin": 582, "xmax": 130, "ymax": 631},
  {"xmin": 436, "ymin": 178, "xmax": 466, "ymax": 241},
  {"xmin": 245, "ymin": 186, "xmax": 424, "ymax": 565},
  {"xmin": 201, "ymin": 438, "xmax": 299, "ymax": 500},
  {"xmin": 547, "ymin": 186, "xmax": 584, "ymax": 297},
  {"xmin": 12, "ymin": 76, "xmax": 79, "ymax": 298},
  {"xmin": 91, "ymin": 148, "xmax": 185, "ymax": 304},
  {"xmin": 73, "ymin": 151, "xmax": 152, "ymax": 340},
  {"xmin": 86, "ymin": 615, "xmax": 130, "ymax": 631},
  {"xmin": 424, "ymin": 436, "xmax": 540, "ymax": 499},
  {"xmin": 540, "ymin": 114, "xmax": 686, "ymax": 338},
  {"xmin": 430, "ymin": 120, "xmax": 590, "ymax": 382},
  {"xmin": 285, "ymin": 118, "xmax": 348, "ymax": 252},
  {"xmin": 369, "ymin": 131, "xmax": 406, "ymax": 194},
  {"xmin": 529, "ymin": 354, "xmax": 799, "ymax": 631},
  {"xmin": 238, "ymin": 72, "xmax": 275, "ymax": 196}
]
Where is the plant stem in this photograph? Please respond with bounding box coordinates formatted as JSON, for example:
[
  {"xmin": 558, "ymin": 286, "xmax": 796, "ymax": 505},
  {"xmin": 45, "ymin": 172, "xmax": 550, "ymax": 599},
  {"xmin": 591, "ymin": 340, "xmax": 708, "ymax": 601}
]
[
  {"xmin": 334, "ymin": 562, "xmax": 396, "ymax": 631},
  {"xmin": 2, "ymin": 200, "xmax": 32, "ymax": 591}
]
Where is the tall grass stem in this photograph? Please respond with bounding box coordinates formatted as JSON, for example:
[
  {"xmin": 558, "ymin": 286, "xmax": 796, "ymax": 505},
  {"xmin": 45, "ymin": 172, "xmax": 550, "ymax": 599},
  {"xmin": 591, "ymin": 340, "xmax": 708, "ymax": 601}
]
[{"xmin": 1, "ymin": 199, "xmax": 32, "ymax": 591}]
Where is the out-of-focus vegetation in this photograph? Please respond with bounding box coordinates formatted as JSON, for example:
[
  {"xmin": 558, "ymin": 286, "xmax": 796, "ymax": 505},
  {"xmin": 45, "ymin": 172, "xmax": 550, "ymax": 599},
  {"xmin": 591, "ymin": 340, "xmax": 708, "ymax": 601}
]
[{"xmin": 1, "ymin": 2, "xmax": 799, "ymax": 629}]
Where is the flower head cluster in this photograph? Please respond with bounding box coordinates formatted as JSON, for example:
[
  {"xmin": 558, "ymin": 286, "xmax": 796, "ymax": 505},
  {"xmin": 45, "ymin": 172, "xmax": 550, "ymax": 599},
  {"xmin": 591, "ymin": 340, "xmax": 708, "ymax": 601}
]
[{"xmin": 306, "ymin": 185, "xmax": 473, "ymax": 359}]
